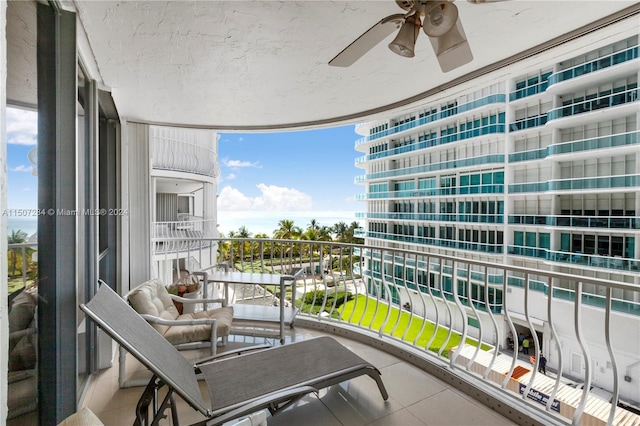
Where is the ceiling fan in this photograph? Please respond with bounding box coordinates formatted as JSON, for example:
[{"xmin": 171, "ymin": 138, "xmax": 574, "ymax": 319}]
[{"xmin": 329, "ymin": 0, "xmax": 509, "ymax": 72}]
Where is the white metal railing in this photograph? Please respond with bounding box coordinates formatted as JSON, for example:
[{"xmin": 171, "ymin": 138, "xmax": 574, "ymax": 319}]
[
  {"xmin": 151, "ymin": 136, "xmax": 219, "ymax": 178},
  {"xmin": 149, "ymin": 237, "xmax": 640, "ymax": 425},
  {"xmin": 151, "ymin": 219, "xmax": 217, "ymax": 254},
  {"xmin": 7, "ymin": 242, "xmax": 38, "ymax": 292}
]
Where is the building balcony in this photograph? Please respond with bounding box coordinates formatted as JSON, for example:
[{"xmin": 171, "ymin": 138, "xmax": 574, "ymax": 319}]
[
  {"xmin": 355, "ymin": 124, "xmax": 505, "ymax": 165},
  {"xmin": 354, "ymin": 95, "xmax": 506, "ymax": 147},
  {"xmin": 354, "ymin": 231, "xmax": 504, "ymax": 255},
  {"xmin": 509, "ymin": 174, "xmax": 640, "ymax": 194},
  {"xmin": 152, "ymin": 218, "xmax": 217, "ymax": 254},
  {"xmin": 509, "ymin": 114, "xmax": 548, "ymax": 132},
  {"xmin": 546, "ymin": 45, "xmax": 639, "ymax": 91},
  {"xmin": 151, "ymin": 136, "xmax": 220, "ymax": 178},
  {"xmin": 356, "ymin": 212, "xmax": 505, "ymax": 224},
  {"xmin": 9, "ymin": 237, "xmax": 640, "ymax": 425},
  {"xmin": 546, "ymin": 87, "xmax": 639, "ymax": 127},
  {"xmin": 509, "ymin": 214, "xmax": 639, "ymax": 230},
  {"xmin": 79, "ymin": 327, "xmax": 521, "ymax": 426},
  {"xmin": 355, "ymin": 184, "xmax": 504, "ymax": 201},
  {"xmin": 509, "ymin": 80, "xmax": 550, "ymax": 103},
  {"xmin": 508, "ymin": 247, "xmax": 639, "ymax": 273},
  {"xmin": 354, "ymin": 154, "xmax": 505, "ymax": 184},
  {"xmin": 508, "ymin": 131, "xmax": 640, "ymax": 163}
]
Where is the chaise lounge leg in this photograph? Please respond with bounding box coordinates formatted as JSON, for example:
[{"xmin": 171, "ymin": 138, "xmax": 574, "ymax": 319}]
[
  {"xmin": 367, "ymin": 370, "xmax": 389, "ymax": 401},
  {"xmin": 135, "ymin": 375, "xmax": 180, "ymax": 426}
]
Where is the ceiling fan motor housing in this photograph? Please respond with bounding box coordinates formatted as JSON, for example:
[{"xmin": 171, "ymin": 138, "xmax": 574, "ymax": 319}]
[{"xmin": 395, "ymin": 1, "xmax": 460, "ymax": 37}]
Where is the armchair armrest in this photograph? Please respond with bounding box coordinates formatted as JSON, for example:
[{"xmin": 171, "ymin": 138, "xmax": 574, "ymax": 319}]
[
  {"xmin": 169, "ymin": 294, "xmax": 227, "ymax": 307},
  {"xmin": 9, "ymin": 327, "xmax": 37, "ymax": 340},
  {"xmin": 8, "ymin": 369, "xmax": 36, "ymax": 384},
  {"xmin": 140, "ymin": 314, "xmax": 217, "ymax": 327},
  {"xmin": 192, "ymin": 262, "xmax": 230, "ymax": 282}
]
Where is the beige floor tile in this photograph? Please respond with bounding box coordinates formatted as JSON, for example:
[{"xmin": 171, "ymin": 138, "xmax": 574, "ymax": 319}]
[
  {"xmin": 369, "ymin": 407, "xmax": 428, "ymax": 426},
  {"xmin": 407, "ymin": 389, "xmax": 516, "ymax": 426},
  {"xmin": 86, "ymin": 376, "xmax": 144, "ymax": 415},
  {"xmin": 329, "ymin": 335, "xmax": 403, "ymax": 369},
  {"xmin": 318, "ymin": 381, "xmax": 402, "ymax": 426},
  {"xmin": 378, "ymin": 362, "xmax": 449, "ymax": 407},
  {"xmin": 96, "ymin": 405, "xmax": 137, "ymax": 425},
  {"xmin": 39, "ymin": 327, "xmax": 525, "ymax": 426},
  {"xmin": 267, "ymin": 394, "xmax": 342, "ymax": 426}
]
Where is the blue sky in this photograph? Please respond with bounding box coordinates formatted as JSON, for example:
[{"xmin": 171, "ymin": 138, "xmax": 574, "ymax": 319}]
[
  {"xmin": 216, "ymin": 127, "xmax": 362, "ymax": 234},
  {"xmin": 6, "ymin": 108, "xmax": 38, "ymax": 210},
  {"xmin": 5, "ymin": 107, "xmax": 363, "ymax": 235}
]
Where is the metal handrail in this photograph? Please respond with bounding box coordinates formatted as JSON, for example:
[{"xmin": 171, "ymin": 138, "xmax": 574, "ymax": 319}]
[{"xmin": 150, "ymin": 236, "xmax": 640, "ymax": 426}]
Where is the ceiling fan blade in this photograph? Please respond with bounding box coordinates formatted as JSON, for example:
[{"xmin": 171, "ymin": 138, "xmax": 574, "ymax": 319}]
[
  {"xmin": 329, "ymin": 13, "xmax": 406, "ymax": 67},
  {"xmin": 428, "ymin": 17, "xmax": 473, "ymax": 73}
]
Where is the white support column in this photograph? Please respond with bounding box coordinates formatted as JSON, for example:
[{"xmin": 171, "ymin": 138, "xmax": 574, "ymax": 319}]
[{"xmin": 125, "ymin": 122, "xmax": 151, "ymax": 287}]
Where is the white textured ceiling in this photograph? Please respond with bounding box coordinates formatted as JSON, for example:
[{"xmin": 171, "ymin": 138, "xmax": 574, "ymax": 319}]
[{"xmin": 7, "ymin": 1, "xmax": 640, "ymax": 130}]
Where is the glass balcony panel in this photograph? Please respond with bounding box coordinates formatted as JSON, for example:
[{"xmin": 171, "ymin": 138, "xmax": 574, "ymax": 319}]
[
  {"xmin": 548, "ymin": 87, "xmax": 639, "ymax": 121},
  {"xmin": 547, "ymin": 45, "xmax": 639, "ymax": 86}
]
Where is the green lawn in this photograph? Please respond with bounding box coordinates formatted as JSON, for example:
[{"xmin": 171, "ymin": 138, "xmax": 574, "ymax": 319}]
[{"xmin": 339, "ymin": 295, "xmax": 491, "ymax": 356}]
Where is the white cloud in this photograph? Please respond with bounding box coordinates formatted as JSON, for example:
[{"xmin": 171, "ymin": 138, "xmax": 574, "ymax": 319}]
[
  {"xmin": 223, "ymin": 159, "xmax": 260, "ymax": 169},
  {"xmin": 252, "ymin": 184, "xmax": 312, "ymax": 211},
  {"xmin": 226, "ymin": 173, "xmax": 236, "ymax": 180},
  {"xmin": 217, "ymin": 186, "xmax": 253, "ymax": 210},
  {"xmin": 10, "ymin": 165, "xmax": 33, "ymax": 172},
  {"xmin": 23, "ymin": 188, "xmax": 31, "ymax": 192},
  {"xmin": 7, "ymin": 108, "xmax": 37, "ymax": 145},
  {"xmin": 218, "ymin": 184, "xmax": 313, "ymax": 211}
]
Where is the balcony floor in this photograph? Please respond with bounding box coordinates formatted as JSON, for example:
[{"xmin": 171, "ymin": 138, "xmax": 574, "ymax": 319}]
[{"xmin": 74, "ymin": 326, "xmax": 516, "ymax": 426}]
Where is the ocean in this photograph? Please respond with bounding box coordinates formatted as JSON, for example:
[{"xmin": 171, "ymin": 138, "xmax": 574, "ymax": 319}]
[
  {"xmin": 7, "ymin": 217, "xmax": 38, "ymax": 237},
  {"xmin": 216, "ymin": 210, "xmax": 360, "ymax": 236},
  {"xmin": 5, "ymin": 212, "xmax": 359, "ymax": 239}
]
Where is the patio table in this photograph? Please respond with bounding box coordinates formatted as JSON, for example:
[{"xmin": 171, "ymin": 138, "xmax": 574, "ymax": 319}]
[{"xmin": 195, "ymin": 269, "xmax": 299, "ymax": 343}]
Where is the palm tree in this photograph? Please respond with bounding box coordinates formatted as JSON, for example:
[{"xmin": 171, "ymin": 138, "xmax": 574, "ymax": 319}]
[
  {"xmin": 273, "ymin": 219, "xmax": 302, "ymax": 240},
  {"xmin": 8, "ymin": 229, "xmax": 28, "ymax": 277},
  {"xmin": 253, "ymin": 232, "xmax": 271, "ymax": 262},
  {"xmin": 235, "ymin": 226, "xmax": 253, "ymax": 262},
  {"xmin": 307, "ymin": 218, "xmax": 320, "ymax": 231},
  {"xmin": 273, "ymin": 219, "xmax": 302, "ymax": 260},
  {"xmin": 236, "ymin": 226, "xmax": 251, "ymax": 238},
  {"xmin": 347, "ymin": 221, "xmax": 363, "ymax": 244},
  {"xmin": 217, "ymin": 232, "xmax": 232, "ymax": 262},
  {"xmin": 333, "ymin": 221, "xmax": 348, "ymax": 242}
]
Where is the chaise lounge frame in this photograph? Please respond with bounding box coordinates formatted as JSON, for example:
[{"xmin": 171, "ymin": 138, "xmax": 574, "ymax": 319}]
[{"xmin": 80, "ymin": 283, "xmax": 388, "ymax": 425}]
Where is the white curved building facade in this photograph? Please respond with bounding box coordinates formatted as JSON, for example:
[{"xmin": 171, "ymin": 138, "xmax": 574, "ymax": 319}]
[{"xmin": 355, "ymin": 32, "xmax": 640, "ymax": 402}]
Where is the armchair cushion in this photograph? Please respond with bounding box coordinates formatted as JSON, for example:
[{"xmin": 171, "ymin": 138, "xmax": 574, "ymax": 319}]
[
  {"xmin": 8, "ymin": 290, "xmax": 37, "ymax": 372},
  {"xmin": 127, "ymin": 278, "xmax": 233, "ymax": 350},
  {"xmin": 127, "ymin": 278, "xmax": 180, "ymax": 335},
  {"xmin": 163, "ymin": 307, "xmax": 233, "ymax": 345}
]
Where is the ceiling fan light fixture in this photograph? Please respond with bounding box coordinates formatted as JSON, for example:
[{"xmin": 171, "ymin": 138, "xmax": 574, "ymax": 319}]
[
  {"xmin": 388, "ymin": 14, "xmax": 421, "ymax": 58},
  {"xmin": 433, "ymin": 24, "xmax": 466, "ymax": 56},
  {"xmin": 423, "ymin": 1, "xmax": 459, "ymax": 37}
]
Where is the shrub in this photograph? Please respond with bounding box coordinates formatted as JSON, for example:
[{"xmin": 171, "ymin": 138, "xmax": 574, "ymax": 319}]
[{"xmin": 297, "ymin": 290, "xmax": 353, "ymax": 315}]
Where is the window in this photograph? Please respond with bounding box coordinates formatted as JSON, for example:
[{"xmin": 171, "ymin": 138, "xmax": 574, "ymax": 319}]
[
  {"xmin": 526, "ymin": 232, "xmax": 536, "ymax": 247},
  {"xmin": 539, "ymin": 233, "xmax": 550, "ymax": 249},
  {"xmin": 514, "ymin": 231, "xmax": 524, "ymax": 246}
]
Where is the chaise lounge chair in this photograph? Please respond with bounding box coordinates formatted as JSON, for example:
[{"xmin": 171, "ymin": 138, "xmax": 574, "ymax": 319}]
[{"xmin": 80, "ymin": 283, "xmax": 389, "ymax": 425}]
